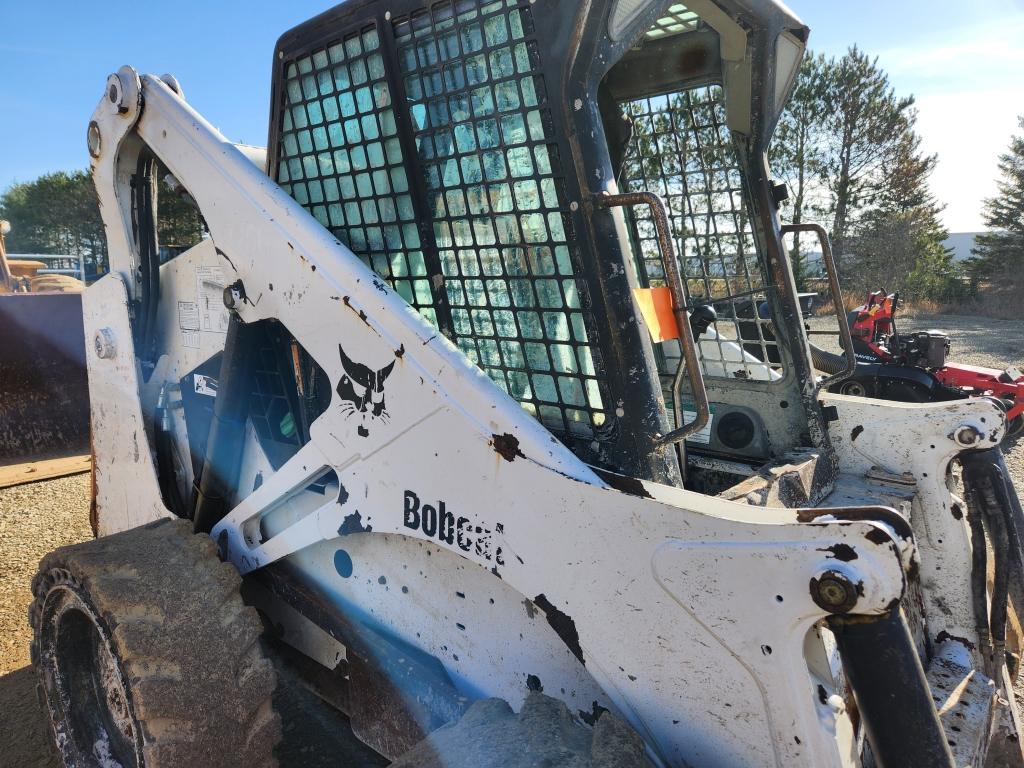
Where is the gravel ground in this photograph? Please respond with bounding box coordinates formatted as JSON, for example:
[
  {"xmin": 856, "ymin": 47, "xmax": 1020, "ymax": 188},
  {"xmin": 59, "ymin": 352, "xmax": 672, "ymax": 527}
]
[{"xmin": 0, "ymin": 473, "xmax": 91, "ymax": 768}]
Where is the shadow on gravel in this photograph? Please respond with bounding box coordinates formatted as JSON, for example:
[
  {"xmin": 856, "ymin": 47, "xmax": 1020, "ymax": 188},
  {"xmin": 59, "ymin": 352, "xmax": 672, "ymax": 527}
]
[{"xmin": 0, "ymin": 665, "xmax": 58, "ymax": 768}]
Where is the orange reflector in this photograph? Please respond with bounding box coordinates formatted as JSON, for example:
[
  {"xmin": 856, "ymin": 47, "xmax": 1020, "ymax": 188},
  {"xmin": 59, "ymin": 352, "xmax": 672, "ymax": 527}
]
[{"xmin": 633, "ymin": 286, "xmax": 680, "ymax": 342}]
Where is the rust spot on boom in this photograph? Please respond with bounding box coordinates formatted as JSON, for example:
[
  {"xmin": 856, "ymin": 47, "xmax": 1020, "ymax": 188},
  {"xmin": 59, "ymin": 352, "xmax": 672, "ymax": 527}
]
[
  {"xmin": 490, "ymin": 433, "xmax": 525, "ymax": 462},
  {"xmin": 341, "ymin": 295, "xmax": 371, "ymax": 329}
]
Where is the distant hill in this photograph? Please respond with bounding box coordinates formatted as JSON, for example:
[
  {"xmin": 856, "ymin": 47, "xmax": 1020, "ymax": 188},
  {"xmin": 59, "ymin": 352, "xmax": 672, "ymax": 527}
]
[{"xmin": 943, "ymin": 232, "xmax": 986, "ymax": 263}]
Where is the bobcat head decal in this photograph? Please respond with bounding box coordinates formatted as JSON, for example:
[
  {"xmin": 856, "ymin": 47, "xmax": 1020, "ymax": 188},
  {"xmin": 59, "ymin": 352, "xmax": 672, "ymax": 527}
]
[{"xmin": 336, "ymin": 344, "xmax": 395, "ymax": 436}]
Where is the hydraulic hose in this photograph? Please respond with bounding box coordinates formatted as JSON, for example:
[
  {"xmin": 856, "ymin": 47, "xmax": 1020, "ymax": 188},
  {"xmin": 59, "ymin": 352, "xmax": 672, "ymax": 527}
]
[
  {"xmin": 155, "ymin": 385, "xmax": 188, "ymax": 519},
  {"xmin": 809, "ymin": 341, "xmax": 850, "ymax": 376},
  {"xmin": 967, "ymin": 504, "xmax": 993, "ymax": 667},
  {"xmin": 830, "ymin": 611, "xmax": 955, "ymax": 768},
  {"xmin": 960, "ymin": 447, "xmax": 1024, "ymax": 677}
]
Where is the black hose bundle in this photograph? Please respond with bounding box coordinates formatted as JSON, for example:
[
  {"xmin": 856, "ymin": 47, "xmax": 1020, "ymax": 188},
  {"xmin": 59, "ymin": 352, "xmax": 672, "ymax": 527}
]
[
  {"xmin": 809, "ymin": 342, "xmax": 851, "ymax": 376},
  {"xmin": 960, "ymin": 448, "xmax": 1024, "ymax": 675}
]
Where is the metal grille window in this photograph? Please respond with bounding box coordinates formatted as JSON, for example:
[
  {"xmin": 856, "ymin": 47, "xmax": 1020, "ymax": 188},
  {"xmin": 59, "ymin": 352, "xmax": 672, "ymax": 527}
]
[
  {"xmin": 251, "ymin": 342, "xmax": 301, "ymax": 449},
  {"xmin": 275, "ymin": 25, "xmax": 438, "ymax": 326},
  {"xmin": 274, "ymin": 0, "xmax": 608, "ymax": 440},
  {"xmin": 393, "ymin": 0, "xmax": 604, "ymax": 436},
  {"xmin": 620, "ymin": 85, "xmax": 781, "ymax": 408}
]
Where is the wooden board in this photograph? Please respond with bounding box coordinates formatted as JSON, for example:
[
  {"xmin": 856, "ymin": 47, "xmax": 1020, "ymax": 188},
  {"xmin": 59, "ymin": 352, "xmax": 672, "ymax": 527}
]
[{"xmin": 0, "ymin": 454, "xmax": 91, "ymax": 489}]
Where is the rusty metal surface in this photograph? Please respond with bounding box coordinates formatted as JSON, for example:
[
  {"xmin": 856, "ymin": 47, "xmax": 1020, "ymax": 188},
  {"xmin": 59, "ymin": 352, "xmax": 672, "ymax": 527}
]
[
  {"xmin": 0, "ymin": 293, "xmax": 89, "ymax": 463},
  {"xmin": 779, "ymin": 222, "xmax": 855, "ymax": 393}
]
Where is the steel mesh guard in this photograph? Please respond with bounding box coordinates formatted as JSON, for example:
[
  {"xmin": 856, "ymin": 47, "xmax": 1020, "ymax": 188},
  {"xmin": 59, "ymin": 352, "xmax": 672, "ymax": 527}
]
[
  {"xmin": 275, "ymin": 26, "xmax": 440, "ymax": 326},
  {"xmin": 274, "ymin": 0, "xmax": 610, "ymax": 440},
  {"xmin": 619, "ymin": 85, "xmax": 782, "ymax": 418}
]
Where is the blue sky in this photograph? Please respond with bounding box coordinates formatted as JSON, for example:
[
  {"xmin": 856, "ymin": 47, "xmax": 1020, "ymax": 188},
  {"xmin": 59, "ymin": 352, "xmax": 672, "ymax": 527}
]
[{"xmin": 1, "ymin": 0, "xmax": 1022, "ymax": 231}]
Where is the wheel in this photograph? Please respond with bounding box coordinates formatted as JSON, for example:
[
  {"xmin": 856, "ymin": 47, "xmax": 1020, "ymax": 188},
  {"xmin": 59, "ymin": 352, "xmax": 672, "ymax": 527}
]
[
  {"xmin": 1003, "ymin": 399, "xmax": 1024, "ymax": 439},
  {"xmin": 390, "ymin": 690, "xmax": 649, "ymax": 768},
  {"xmin": 30, "ymin": 517, "xmax": 280, "ymax": 767},
  {"xmin": 838, "ymin": 379, "xmax": 870, "ymax": 397}
]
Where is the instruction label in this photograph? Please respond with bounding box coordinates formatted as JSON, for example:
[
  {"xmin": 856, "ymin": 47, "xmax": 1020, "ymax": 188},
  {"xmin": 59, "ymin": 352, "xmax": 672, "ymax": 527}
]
[
  {"xmin": 681, "ymin": 402, "xmax": 715, "ymax": 445},
  {"xmin": 196, "ymin": 266, "xmax": 229, "ymax": 333},
  {"xmin": 177, "ymin": 300, "xmax": 200, "ymax": 331},
  {"xmin": 193, "ymin": 374, "xmax": 218, "ymax": 397}
]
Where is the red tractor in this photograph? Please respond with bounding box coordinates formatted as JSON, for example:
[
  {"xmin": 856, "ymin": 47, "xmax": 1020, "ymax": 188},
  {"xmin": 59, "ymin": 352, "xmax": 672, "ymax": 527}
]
[{"xmin": 824, "ymin": 291, "xmax": 1024, "ymax": 438}]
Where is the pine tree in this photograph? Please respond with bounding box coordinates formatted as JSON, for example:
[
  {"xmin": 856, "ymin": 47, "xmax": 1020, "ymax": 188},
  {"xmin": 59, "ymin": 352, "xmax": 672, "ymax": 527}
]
[
  {"xmin": 818, "ymin": 47, "xmax": 915, "ymax": 259},
  {"xmin": 971, "ymin": 117, "xmax": 1024, "ymax": 290},
  {"xmin": 0, "ymin": 171, "xmax": 107, "ymax": 273},
  {"xmin": 770, "ymin": 47, "xmax": 955, "ymax": 301},
  {"xmin": 0, "ymin": 167, "xmax": 204, "ymax": 276},
  {"xmin": 770, "ymin": 52, "xmax": 828, "ymax": 288},
  {"xmin": 847, "ymin": 116, "xmax": 960, "ymax": 300}
]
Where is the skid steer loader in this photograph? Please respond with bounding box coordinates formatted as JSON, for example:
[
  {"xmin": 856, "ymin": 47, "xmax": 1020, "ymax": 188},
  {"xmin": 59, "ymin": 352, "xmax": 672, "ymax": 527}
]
[{"xmin": 30, "ymin": 0, "xmax": 1024, "ymax": 766}]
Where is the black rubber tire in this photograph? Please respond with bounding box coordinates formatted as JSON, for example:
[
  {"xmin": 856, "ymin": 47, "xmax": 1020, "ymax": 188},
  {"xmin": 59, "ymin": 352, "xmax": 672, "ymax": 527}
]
[
  {"xmin": 30, "ymin": 517, "xmax": 281, "ymax": 768},
  {"xmin": 390, "ymin": 691, "xmax": 649, "ymax": 768},
  {"xmin": 1002, "ymin": 399, "xmax": 1024, "ymax": 439},
  {"xmin": 835, "ymin": 378, "xmax": 873, "ymax": 398},
  {"xmin": 877, "ymin": 378, "xmax": 932, "ymax": 403},
  {"xmin": 1008, "ymin": 415, "xmax": 1024, "ymax": 439}
]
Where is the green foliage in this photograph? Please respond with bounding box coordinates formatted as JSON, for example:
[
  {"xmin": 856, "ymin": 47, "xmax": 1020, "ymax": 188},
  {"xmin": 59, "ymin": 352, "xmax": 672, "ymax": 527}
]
[
  {"xmin": 970, "ymin": 117, "xmax": 1024, "ymax": 290},
  {"xmin": 0, "ymin": 170, "xmax": 107, "ymax": 274},
  {"xmin": 817, "ymin": 47, "xmax": 917, "ymax": 256},
  {"xmin": 771, "ymin": 47, "xmax": 954, "ymax": 302},
  {"xmin": 157, "ymin": 181, "xmax": 204, "ymax": 251},
  {"xmin": 849, "ymin": 210, "xmax": 964, "ymax": 302},
  {"xmin": 769, "ymin": 53, "xmax": 828, "ymax": 289},
  {"xmin": 0, "ymin": 168, "xmax": 204, "ymax": 276}
]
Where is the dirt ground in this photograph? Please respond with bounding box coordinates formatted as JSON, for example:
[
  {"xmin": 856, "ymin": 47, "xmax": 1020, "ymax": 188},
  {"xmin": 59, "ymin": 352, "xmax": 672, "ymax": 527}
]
[{"xmin": 1, "ymin": 311, "xmax": 1022, "ymax": 766}]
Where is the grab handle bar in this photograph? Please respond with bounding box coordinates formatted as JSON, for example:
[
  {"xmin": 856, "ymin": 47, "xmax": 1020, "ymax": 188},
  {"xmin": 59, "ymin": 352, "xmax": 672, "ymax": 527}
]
[
  {"xmin": 781, "ymin": 223, "xmax": 856, "ymax": 392},
  {"xmin": 596, "ymin": 191, "xmax": 709, "ymax": 445}
]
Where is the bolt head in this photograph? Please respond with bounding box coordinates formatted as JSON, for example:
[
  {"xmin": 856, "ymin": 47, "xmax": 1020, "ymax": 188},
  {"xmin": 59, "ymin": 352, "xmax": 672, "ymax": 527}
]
[
  {"xmin": 105, "ymin": 73, "xmax": 128, "ymax": 114},
  {"xmin": 94, "ymin": 328, "xmax": 116, "ymax": 360},
  {"xmin": 810, "ymin": 569, "xmax": 859, "ymax": 614},
  {"xmin": 954, "ymin": 425, "xmax": 982, "ymax": 447},
  {"xmin": 818, "ymin": 579, "xmax": 848, "ymax": 605},
  {"xmin": 87, "ymin": 121, "xmax": 102, "ymax": 158}
]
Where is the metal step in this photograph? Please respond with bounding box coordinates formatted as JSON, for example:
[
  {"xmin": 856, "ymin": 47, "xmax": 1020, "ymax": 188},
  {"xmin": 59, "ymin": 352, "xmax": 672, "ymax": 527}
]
[{"xmin": 926, "ymin": 641, "xmax": 997, "ymax": 767}]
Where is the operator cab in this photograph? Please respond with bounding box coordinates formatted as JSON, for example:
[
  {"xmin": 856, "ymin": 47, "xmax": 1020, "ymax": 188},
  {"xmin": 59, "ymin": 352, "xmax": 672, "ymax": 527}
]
[{"xmin": 267, "ymin": 0, "xmax": 830, "ymax": 497}]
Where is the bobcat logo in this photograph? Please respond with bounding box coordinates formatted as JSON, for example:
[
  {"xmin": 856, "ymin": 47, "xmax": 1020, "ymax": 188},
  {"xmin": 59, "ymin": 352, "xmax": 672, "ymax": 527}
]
[{"xmin": 336, "ymin": 345, "xmax": 395, "ymax": 437}]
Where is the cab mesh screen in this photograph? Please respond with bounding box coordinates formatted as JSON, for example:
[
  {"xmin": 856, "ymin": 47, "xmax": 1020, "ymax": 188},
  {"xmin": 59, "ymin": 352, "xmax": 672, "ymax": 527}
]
[
  {"xmin": 619, "ymin": 85, "xmax": 781, "ymax": 418},
  {"xmin": 276, "ymin": 27, "xmax": 438, "ymax": 325},
  {"xmin": 274, "ymin": 0, "xmax": 608, "ymax": 439}
]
